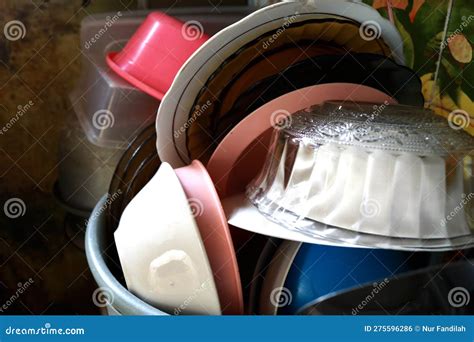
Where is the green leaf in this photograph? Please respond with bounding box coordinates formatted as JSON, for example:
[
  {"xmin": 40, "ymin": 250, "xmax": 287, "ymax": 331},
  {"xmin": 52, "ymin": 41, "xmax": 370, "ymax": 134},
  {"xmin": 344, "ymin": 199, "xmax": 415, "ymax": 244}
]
[
  {"xmin": 411, "ymin": 2, "xmax": 449, "ymax": 71},
  {"xmin": 394, "ymin": 16, "xmax": 415, "ymax": 68}
]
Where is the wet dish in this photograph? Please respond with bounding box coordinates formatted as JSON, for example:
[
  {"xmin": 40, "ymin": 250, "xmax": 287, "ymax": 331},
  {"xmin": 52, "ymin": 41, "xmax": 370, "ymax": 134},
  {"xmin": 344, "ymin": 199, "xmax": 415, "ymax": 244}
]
[
  {"xmin": 216, "ymin": 53, "xmax": 423, "ymax": 144},
  {"xmin": 215, "ymin": 43, "xmax": 345, "ymax": 118},
  {"xmin": 186, "ymin": 18, "xmax": 393, "ymax": 162}
]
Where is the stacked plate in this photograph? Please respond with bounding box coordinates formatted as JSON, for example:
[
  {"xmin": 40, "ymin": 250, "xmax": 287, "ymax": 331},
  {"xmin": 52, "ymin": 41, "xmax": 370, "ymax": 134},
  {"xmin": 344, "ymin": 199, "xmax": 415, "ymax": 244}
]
[
  {"xmin": 98, "ymin": 8, "xmax": 249, "ymax": 315},
  {"xmin": 157, "ymin": 0, "xmax": 409, "ymax": 166},
  {"xmin": 114, "ymin": 161, "xmax": 243, "ymax": 315}
]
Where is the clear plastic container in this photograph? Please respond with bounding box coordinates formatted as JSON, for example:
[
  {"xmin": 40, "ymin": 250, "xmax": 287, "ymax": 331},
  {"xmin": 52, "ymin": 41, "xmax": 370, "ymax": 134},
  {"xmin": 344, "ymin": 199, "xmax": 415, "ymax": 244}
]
[
  {"xmin": 70, "ymin": 56, "xmax": 159, "ymax": 149},
  {"xmin": 72, "ymin": 11, "xmax": 158, "ymax": 149},
  {"xmin": 247, "ymin": 102, "xmax": 474, "ymax": 249},
  {"xmin": 72, "ymin": 9, "xmax": 248, "ymax": 148}
]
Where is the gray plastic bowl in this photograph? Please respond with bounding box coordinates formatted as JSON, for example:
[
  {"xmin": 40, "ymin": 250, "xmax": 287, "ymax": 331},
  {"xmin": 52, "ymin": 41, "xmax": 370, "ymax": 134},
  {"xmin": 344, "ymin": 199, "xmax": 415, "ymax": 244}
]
[{"xmin": 85, "ymin": 195, "xmax": 168, "ymax": 315}]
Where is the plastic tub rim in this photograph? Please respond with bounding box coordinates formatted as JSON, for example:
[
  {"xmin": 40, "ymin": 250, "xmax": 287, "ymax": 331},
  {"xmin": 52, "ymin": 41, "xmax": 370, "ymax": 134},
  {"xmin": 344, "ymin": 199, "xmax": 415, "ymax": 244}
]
[{"xmin": 85, "ymin": 194, "xmax": 168, "ymax": 315}]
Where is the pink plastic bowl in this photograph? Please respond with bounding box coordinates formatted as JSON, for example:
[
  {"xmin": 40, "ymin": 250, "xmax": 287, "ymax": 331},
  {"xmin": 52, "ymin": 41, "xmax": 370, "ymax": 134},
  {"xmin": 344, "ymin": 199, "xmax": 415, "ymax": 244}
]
[{"xmin": 106, "ymin": 12, "xmax": 209, "ymax": 100}]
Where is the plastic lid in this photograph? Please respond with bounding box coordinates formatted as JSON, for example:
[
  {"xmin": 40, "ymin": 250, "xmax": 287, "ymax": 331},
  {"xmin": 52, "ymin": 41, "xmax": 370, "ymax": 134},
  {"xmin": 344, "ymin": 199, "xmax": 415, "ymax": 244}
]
[{"xmin": 285, "ymin": 102, "xmax": 474, "ymax": 155}]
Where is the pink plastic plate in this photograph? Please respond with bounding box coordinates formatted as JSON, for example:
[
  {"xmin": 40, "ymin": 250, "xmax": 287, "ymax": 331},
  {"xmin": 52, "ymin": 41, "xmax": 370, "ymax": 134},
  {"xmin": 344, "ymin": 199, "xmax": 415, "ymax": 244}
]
[
  {"xmin": 175, "ymin": 160, "xmax": 244, "ymax": 315},
  {"xmin": 207, "ymin": 83, "xmax": 397, "ymax": 198}
]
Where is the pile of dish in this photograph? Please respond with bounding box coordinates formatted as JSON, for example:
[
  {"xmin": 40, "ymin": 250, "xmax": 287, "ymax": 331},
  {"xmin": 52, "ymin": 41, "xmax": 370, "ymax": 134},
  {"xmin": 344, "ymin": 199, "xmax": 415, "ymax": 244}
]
[{"xmin": 85, "ymin": 1, "xmax": 474, "ymax": 316}]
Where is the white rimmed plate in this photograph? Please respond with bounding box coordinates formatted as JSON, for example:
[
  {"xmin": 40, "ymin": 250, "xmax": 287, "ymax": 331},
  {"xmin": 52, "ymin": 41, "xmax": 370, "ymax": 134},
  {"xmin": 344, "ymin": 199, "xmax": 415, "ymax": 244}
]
[{"xmin": 156, "ymin": 0, "xmax": 404, "ymax": 167}]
